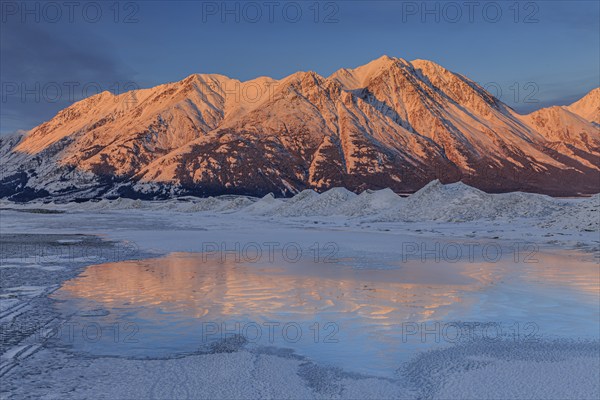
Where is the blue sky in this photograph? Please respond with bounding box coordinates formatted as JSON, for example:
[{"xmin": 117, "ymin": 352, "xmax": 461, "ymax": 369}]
[{"xmin": 1, "ymin": 0, "xmax": 599, "ymax": 134}]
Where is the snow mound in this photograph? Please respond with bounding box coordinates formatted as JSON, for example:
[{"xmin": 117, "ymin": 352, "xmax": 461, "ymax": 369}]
[
  {"xmin": 270, "ymin": 187, "xmax": 357, "ymax": 217},
  {"xmin": 215, "ymin": 196, "xmax": 257, "ymax": 213},
  {"xmin": 374, "ymin": 180, "xmax": 562, "ymax": 222},
  {"xmin": 267, "ymin": 189, "xmax": 319, "ymax": 216},
  {"xmin": 337, "ymin": 188, "xmax": 403, "ymax": 217},
  {"xmin": 403, "ymin": 180, "xmax": 489, "ymax": 221},
  {"xmin": 242, "ymin": 193, "xmax": 284, "ymax": 215}
]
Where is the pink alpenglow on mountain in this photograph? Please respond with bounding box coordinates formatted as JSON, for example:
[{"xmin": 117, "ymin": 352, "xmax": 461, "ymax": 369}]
[
  {"xmin": 1, "ymin": 56, "xmax": 599, "ymax": 201},
  {"xmin": 566, "ymin": 88, "xmax": 600, "ymax": 125}
]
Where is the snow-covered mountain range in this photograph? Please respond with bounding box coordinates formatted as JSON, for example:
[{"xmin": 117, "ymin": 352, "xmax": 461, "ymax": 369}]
[{"xmin": 1, "ymin": 56, "xmax": 598, "ymax": 201}]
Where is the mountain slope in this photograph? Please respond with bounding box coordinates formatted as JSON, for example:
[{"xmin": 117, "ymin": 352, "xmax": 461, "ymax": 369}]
[{"xmin": 1, "ymin": 57, "xmax": 599, "ymax": 200}]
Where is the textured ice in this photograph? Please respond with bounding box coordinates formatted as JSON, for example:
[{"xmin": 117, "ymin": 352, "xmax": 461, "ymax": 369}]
[{"xmin": 402, "ymin": 339, "xmax": 600, "ymax": 399}]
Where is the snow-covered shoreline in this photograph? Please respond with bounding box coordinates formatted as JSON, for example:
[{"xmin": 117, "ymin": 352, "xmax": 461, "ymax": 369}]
[{"xmin": 2, "ymin": 180, "xmax": 598, "ymax": 252}]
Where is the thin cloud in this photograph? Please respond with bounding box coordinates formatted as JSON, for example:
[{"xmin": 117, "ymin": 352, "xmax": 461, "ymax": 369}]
[{"xmin": 1, "ymin": 20, "xmax": 136, "ymax": 134}]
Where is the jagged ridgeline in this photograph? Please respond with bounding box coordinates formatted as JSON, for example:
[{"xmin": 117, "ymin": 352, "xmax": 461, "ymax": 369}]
[{"xmin": 1, "ymin": 56, "xmax": 599, "ymax": 201}]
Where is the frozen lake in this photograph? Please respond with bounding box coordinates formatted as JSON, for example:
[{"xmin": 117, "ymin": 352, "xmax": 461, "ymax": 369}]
[
  {"xmin": 51, "ymin": 246, "xmax": 600, "ymax": 377},
  {"xmin": 1, "ymin": 203, "xmax": 598, "ymax": 398}
]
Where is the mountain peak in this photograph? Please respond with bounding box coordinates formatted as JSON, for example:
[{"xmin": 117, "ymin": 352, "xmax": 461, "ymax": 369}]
[
  {"xmin": 329, "ymin": 55, "xmax": 406, "ymax": 89},
  {"xmin": 372, "ymin": 54, "xmax": 396, "ymax": 63},
  {"xmin": 360, "ymin": 54, "xmax": 402, "ymax": 69},
  {"xmin": 282, "ymin": 70, "xmax": 325, "ymax": 86},
  {"xmin": 566, "ymin": 87, "xmax": 600, "ymax": 124}
]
